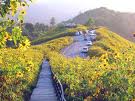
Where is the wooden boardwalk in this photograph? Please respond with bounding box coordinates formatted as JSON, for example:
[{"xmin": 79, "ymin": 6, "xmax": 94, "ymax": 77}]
[{"xmin": 30, "ymin": 60, "xmax": 57, "ymax": 101}]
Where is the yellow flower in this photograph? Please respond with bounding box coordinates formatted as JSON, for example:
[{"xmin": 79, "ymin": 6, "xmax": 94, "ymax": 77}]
[
  {"xmin": 25, "ymin": 66, "xmax": 31, "ymax": 72},
  {"xmin": 21, "ymin": 2, "xmax": 26, "ymax": 7},
  {"xmin": 4, "ymin": 32, "xmax": 10, "ymax": 40},
  {"xmin": 89, "ymin": 80, "xmax": 93, "ymax": 85},
  {"xmin": 113, "ymin": 52, "xmax": 120, "ymax": 59},
  {"xmin": 0, "ymin": 56, "xmax": 3, "ymax": 64},
  {"xmin": 20, "ymin": 10, "xmax": 26, "ymax": 15},
  {"xmin": 99, "ymin": 53, "xmax": 108, "ymax": 62},
  {"xmin": 99, "ymin": 61, "xmax": 108, "ymax": 70},
  {"xmin": 27, "ymin": 61, "xmax": 34, "ymax": 67},
  {"xmin": 99, "ymin": 65, "xmax": 103, "ymax": 68},
  {"xmin": 19, "ymin": 39, "xmax": 31, "ymax": 50},
  {"xmin": 24, "ymin": 39, "xmax": 31, "ymax": 47},
  {"xmin": 103, "ymin": 63, "xmax": 107, "ymax": 67},
  {"xmin": 16, "ymin": 72, "xmax": 23, "ymax": 78},
  {"xmin": 0, "ymin": 59, "xmax": 2, "ymax": 64},
  {"xmin": 19, "ymin": 43, "xmax": 27, "ymax": 51}
]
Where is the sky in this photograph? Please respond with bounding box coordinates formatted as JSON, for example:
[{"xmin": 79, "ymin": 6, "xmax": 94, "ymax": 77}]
[{"xmin": 25, "ymin": 0, "xmax": 135, "ymax": 24}]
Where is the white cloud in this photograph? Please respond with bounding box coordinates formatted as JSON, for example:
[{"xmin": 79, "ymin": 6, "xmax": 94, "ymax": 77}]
[
  {"xmin": 34, "ymin": 0, "xmax": 135, "ymax": 12},
  {"xmin": 25, "ymin": 0, "xmax": 135, "ymax": 24}
]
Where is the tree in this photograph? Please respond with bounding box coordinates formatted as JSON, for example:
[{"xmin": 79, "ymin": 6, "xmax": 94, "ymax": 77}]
[
  {"xmin": 34, "ymin": 23, "xmax": 49, "ymax": 32},
  {"xmin": 50, "ymin": 17, "xmax": 56, "ymax": 26},
  {"xmin": 38, "ymin": 23, "xmax": 48, "ymax": 32},
  {"xmin": 0, "ymin": 0, "xmax": 32, "ymax": 48},
  {"xmin": 34, "ymin": 23, "xmax": 40, "ymax": 32},
  {"xmin": 25, "ymin": 23, "xmax": 34, "ymax": 33},
  {"xmin": 66, "ymin": 19, "xmax": 73, "ymax": 23},
  {"xmin": 86, "ymin": 18, "xmax": 95, "ymax": 27}
]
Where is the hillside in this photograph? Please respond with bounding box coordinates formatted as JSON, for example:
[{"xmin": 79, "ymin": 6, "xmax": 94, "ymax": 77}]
[
  {"xmin": 1, "ymin": 26, "xmax": 135, "ymax": 100},
  {"xmin": 32, "ymin": 24, "xmax": 87, "ymax": 45},
  {"xmin": 0, "ymin": 37, "xmax": 73, "ymax": 100},
  {"xmin": 47, "ymin": 27, "xmax": 135, "ymax": 100},
  {"xmin": 2, "ymin": 1, "xmax": 135, "ymax": 101},
  {"xmin": 72, "ymin": 7, "xmax": 135, "ymax": 42}
]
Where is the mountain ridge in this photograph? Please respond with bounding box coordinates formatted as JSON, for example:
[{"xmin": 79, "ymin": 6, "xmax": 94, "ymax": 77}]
[{"xmin": 72, "ymin": 7, "xmax": 135, "ymax": 42}]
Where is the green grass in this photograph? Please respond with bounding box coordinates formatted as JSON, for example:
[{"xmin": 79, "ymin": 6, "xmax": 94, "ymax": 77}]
[
  {"xmin": 32, "ymin": 27, "xmax": 70, "ymax": 45},
  {"xmin": 32, "ymin": 25, "xmax": 88, "ymax": 45}
]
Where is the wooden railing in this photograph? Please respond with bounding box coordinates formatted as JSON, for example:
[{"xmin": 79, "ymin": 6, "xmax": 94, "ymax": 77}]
[{"xmin": 51, "ymin": 71, "xmax": 66, "ymax": 101}]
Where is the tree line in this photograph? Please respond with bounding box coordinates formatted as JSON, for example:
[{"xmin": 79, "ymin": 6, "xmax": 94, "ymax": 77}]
[{"xmin": 22, "ymin": 17, "xmax": 56, "ymax": 40}]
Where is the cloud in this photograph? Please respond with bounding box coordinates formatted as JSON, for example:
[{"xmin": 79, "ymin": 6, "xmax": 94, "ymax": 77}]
[
  {"xmin": 25, "ymin": 0, "xmax": 135, "ymax": 24},
  {"xmin": 34, "ymin": 0, "xmax": 135, "ymax": 12}
]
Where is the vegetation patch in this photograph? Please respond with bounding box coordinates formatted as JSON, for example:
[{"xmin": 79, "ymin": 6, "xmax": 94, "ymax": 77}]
[
  {"xmin": 32, "ymin": 24, "xmax": 87, "ymax": 45},
  {"xmin": 47, "ymin": 27, "xmax": 135, "ymax": 101},
  {"xmin": 0, "ymin": 37, "xmax": 73, "ymax": 101}
]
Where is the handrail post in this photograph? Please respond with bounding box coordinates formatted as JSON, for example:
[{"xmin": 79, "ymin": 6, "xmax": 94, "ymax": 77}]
[{"xmin": 51, "ymin": 69, "xmax": 66, "ymax": 101}]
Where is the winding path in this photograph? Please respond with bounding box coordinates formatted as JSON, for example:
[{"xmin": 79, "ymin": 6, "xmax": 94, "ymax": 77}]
[
  {"xmin": 30, "ymin": 32, "xmax": 95, "ymax": 101},
  {"xmin": 61, "ymin": 34, "xmax": 91, "ymax": 58}
]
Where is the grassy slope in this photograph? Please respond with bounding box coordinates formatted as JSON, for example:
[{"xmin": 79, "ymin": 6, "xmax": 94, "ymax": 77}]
[
  {"xmin": 72, "ymin": 7, "xmax": 135, "ymax": 42},
  {"xmin": 32, "ymin": 25, "xmax": 88, "ymax": 45},
  {"xmin": 1, "ymin": 26, "xmax": 135, "ymax": 101},
  {"xmin": 89, "ymin": 27, "xmax": 135, "ymax": 57},
  {"xmin": 47, "ymin": 27, "xmax": 135, "ymax": 100},
  {"xmin": 0, "ymin": 24, "xmax": 87, "ymax": 101},
  {"xmin": 32, "ymin": 28, "xmax": 70, "ymax": 45},
  {"xmin": 0, "ymin": 37, "xmax": 73, "ymax": 101}
]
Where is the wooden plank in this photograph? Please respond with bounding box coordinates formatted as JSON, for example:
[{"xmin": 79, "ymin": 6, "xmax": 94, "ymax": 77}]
[
  {"xmin": 30, "ymin": 60, "xmax": 57, "ymax": 101},
  {"xmin": 32, "ymin": 89, "xmax": 56, "ymax": 95},
  {"xmin": 30, "ymin": 96, "xmax": 57, "ymax": 101}
]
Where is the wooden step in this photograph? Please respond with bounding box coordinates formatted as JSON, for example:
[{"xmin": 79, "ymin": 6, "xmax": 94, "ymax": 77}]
[
  {"xmin": 30, "ymin": 95, "xmax": 57, "ymax": 101},
  {"xmin": 30, "ymin": 60, "xmax": 57, "ymax": 101},
  {"xmin": 32, "ymin": 88, "xmax": 56, "ymax": 95}
]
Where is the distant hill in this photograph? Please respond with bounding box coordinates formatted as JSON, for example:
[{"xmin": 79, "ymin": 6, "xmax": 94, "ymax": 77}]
[{"xmin": 72, "ymin": 7, "xmax": 135, "ymax": 42}]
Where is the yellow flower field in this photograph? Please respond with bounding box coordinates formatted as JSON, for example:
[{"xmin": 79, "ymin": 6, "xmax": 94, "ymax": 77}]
[
  {"xmin": 1, "ymin": 27, "xmax": 135, "ymax": 101},
  {"xmin": 47, "ymin": 27, "xmax": 135, "ymax": 100},
  {"xmin": 0, "ymin": 37, "xmax": 73, "ymax": 101}
]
